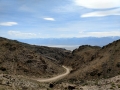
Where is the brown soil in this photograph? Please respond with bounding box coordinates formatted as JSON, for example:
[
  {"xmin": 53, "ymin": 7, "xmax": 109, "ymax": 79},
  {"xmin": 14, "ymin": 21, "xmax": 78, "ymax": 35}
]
[
  {"xmin": 0, "ymin": 37, "xmax": 70, "ymax": 78},
  {"xmin": 64, "ymin": 39, "xmax": 120, "ymax": 81}
]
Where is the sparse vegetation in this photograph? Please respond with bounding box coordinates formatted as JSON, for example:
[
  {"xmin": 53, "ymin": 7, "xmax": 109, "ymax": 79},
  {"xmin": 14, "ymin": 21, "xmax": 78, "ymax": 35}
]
[
  {"xmin": 111, "ymin": 83, "xmax": 116, "ymax": 88},
  {"xmin": 0, "ymin": 37, "xmax": 70, "ymax": 78},
  {"xmin": 63, "ymin": 39, "xmax": 120, "ymax": 81},
  {"xmin": 117, "ymin": 84, "xmax": 120, "ymax": 88},
  {"xmin": 0, "ymin": 37, "xmax": 120, "ymax": 89}
]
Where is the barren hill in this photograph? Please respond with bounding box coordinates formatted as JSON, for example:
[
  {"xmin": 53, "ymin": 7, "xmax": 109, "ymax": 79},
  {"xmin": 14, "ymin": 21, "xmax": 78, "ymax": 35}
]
[
  {"xmin": 64, "ymin": 39, "xmax": 120, "ymax": 81},
  {"xmin": 0, "ymin": 37, "xmax": 120, "ymax": 89},
  {"xmin": 0, "ymin": 37, "xmax": 70, "ymax": 78},
  {"xmin": 64, "ymin": 45, "xmax": 101, "ymax": 71}
]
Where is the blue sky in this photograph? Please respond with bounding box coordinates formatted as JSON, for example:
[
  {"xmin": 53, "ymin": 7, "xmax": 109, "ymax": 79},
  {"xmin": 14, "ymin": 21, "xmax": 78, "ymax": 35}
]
[{"xmin": 0, "ymin": 0, "xmax": 120, "ymax": 39}]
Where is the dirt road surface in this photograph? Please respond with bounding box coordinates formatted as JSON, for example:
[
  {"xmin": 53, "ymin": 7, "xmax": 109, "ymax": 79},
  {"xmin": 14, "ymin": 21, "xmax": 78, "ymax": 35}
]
[{"xmin": 37, "ymin": 66, "xmax": 70, "ymax": 82}]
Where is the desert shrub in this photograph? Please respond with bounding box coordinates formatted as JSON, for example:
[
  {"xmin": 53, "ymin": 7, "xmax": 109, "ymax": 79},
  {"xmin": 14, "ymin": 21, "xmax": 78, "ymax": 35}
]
[
  {"xmin": 116, "ymin": 62, "xmax": 120, "ymax": 67},
  {"xmin": 111, "ymin": 83, "xmax": 116, "ymax": 88},
  {"xmin": 117, "ymin": 84, "xmax": 120, "ymax": 88},
  {"xmin": 49, "ymin": 83, "xmax": 54, "ymax": 88},
  {"xmin": 0, "ymin": 67, "xmax": 6, "ymax": 71},
  {"xmin": 90, "ymin": 70, "xmax": 98, "ymax": 76}
]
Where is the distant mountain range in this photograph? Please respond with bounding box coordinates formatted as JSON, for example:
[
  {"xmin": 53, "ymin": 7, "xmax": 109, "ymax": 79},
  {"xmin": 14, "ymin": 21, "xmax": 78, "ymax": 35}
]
[{"xmin": 17, "ymin": 37, "xmax": 120, "ymax": 50}]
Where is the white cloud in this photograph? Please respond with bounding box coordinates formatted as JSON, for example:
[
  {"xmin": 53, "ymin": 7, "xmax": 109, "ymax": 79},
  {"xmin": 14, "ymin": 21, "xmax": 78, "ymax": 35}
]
[
  {"xmin": 0, "ymin": 22, "xmax": 18, "ymax": 26},
  {"xmin": 74, "ymin": 0, "xmax": 120, "ymax": 9},
  {"xmin": 43, "ymin": 18, "xmax": 55, "ymax": 21},
  {"xmin": 81, "ymin": 8, "xmax": 120, "ymax": 17},
  {"xmin": 79, "ymin": 31, "xmax": 120, "ymax": 37},
  {"xmin": 74, "ymin": 0, "xmax": 120, "ymax": 17},
  {"xmin": 8, "ymin": 31, "xmax": 37, "ymax": 38}
]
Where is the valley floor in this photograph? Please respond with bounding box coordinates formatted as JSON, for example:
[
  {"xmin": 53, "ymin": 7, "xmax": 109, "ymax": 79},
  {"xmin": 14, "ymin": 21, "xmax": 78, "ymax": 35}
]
[
  {"xmin": 0, "ymin": 70, "xmax": 120, "ymax": 90},
  {"xmin": 54, "ymin": 75, "xmax": 120, "ymax": 90}
]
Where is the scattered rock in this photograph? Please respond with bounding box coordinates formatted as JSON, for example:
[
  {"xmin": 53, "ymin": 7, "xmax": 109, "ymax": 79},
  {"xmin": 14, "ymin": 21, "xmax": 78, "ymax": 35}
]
[
  {"xmin": 49, "ymin": 83, "xmax": 54, "ymax": 88},
  {"xmin": 68, "ymin": 85, "xmax": 75, "ymax": 90}
]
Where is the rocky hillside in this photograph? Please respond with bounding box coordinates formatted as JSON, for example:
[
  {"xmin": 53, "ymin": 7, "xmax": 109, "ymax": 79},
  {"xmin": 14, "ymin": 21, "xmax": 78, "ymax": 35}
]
[
  {"xmin": 64, "ymin": 45, "xmax": 101, "ymax": 71},
  {"xmin": 64, "ymin": 39, "xmax": 120, "ymax": 81},
  {"xmin": 0, "ymin": 37, "xmax": 120, "ymax": 89},
  {"xmin": 0, "ymin": 37, "xmax": 70, "ymax": 78}
]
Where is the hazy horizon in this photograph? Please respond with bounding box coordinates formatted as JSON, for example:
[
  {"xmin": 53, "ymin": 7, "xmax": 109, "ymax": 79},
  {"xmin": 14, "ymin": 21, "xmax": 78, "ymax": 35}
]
[{"xmin": 16, "ymin": 36, "xmax": 120, "ymax": 50}]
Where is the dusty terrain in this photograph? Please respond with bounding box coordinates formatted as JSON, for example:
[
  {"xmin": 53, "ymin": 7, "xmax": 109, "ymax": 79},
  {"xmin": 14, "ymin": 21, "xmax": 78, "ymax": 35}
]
[
  {"xmin": 53, "ymin": 75, "xmax": 120, "ymax": 90},
  {"xmin": 0, "ymin": 37, "xmax": 70, "ymax": 78},
  {"xmin": 37, "ymin": 66, "xmax": 70, "ymax": 82},
  {"xmin": 64, "ymin": 39, "xmax": 120, "ymax": 81},
  {"xmin": 0, "ymin": 37, "xmax": 120, "ymax": 89}
]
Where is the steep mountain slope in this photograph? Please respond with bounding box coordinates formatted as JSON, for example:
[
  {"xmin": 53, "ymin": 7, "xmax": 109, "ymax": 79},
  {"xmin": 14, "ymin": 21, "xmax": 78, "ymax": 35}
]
[
  {"xmin": 64, "ymin": 45, "xmax": 101, "ymax": 71},
  {"xmin": 64, "ymin": 39, "xmax": 120, "ymax": 81},
  {"xmin": 0, "ymin": 37, "xmax": 69, "ymax": 77}
]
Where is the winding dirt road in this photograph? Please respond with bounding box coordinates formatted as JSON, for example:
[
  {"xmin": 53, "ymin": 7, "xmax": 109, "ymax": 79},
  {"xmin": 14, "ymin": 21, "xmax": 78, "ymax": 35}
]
[{"xmin": 37, "ymin": 66, "xmax": 70, "ymax": 82}]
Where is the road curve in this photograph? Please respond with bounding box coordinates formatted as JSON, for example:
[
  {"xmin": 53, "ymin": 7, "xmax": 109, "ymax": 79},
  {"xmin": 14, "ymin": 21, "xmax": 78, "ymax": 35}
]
[{"xmin": 37, "ymin": 66, "xmax": 70, "ymax": 82}]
